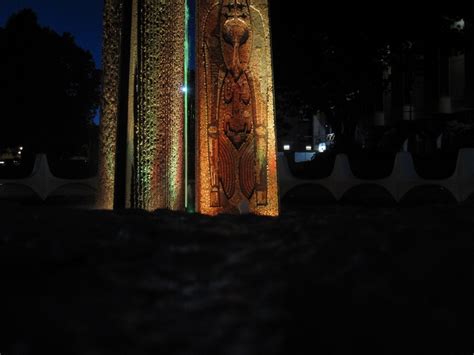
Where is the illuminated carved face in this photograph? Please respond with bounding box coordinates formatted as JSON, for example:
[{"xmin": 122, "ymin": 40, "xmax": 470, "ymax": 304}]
[{"xmin": 220, "ymin": 0, "xmax": 252, "ymax": 79}]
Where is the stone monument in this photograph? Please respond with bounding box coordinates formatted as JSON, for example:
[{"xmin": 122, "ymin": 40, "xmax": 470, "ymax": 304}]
[
  {"xmin": 196, "ymin": 0, "xmax": 279, "ymax": 216},
  {"xmin": 99, "ymin": 0, "xmax": 278, "ymax": 216},
  {"xmin": 98, "ymin": 0, "xmax": 186, "ymax": 211}
]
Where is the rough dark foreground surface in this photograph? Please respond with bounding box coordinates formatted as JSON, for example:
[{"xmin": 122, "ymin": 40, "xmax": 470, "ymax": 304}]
[{"xmin": 0, "ymin": 202, "xmax": 473, "ymax": 354}]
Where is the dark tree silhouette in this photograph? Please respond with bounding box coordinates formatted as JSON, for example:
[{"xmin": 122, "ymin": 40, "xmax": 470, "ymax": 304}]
[
  {"xmin": 270, "ymin": 1, "xmax": 472, "ymax": 152},
  {"xmin": 0, "ymin": 9, "xmax": 101, "ymax": 154}
]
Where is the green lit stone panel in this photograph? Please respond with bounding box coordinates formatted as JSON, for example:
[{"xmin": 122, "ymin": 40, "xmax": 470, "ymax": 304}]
[{"xmin": 98, "ymin": 0, "xmax": 186, "ymax": 211}]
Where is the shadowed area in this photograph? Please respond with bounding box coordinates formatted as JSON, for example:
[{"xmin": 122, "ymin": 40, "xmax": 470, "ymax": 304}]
[
  {"xmin": 400, "ymin": 185, "xmax": 458, "ymax": 206},
  {"xmin": 348, "ymin": 152, "xmax": 396, "ymax": 180},
  {"xmin": 281, "ymin": 184, "xmax": 337, "ymax": 208},
  {"xmin": 340, "ymin": 184, "xmax": 397, "ymax": 206},
  {"xmin": 465, "ymin": 192, "xmax": 474, "ymax": 205},
  {"xmin": 287, "ymin": 152, "xmax": 337, "ymax": 180},
  {"xmin": 0, "ymin": 204, "xmax": 473, "ymax": 354},
  {"xmin": 412, "ymin": 152, "xmax": 459, "ymax": 180},
  {"xmin": 0, "ymin": 184, "xmax": 40, "ymax": 201}
]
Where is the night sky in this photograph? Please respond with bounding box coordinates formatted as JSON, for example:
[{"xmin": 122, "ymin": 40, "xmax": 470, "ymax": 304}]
[
  {"xmin": 1, "ymin": 0, "xmax": 471, "ymax": 95},
  {"xmin": 1, "ymin": 1, "xmax": 470, "ymax": 72},
  {"xmin": 0, "ymin": 0, "xmax": 104, "ymax": 66}
]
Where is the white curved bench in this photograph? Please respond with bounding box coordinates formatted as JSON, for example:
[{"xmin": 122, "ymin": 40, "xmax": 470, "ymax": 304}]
[
  {"xmin": 0, "ymin": 154, "xmax": 97, "ymax": 200},
  {"xmin": 278, "ymin": 149, "xmax": 474, "ymax": 203}
]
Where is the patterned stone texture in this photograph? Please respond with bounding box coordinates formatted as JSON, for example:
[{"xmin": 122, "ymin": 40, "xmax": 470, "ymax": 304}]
[
  {"xmin": 196, "ymin": 0, "xmax": 279, "ymax": 216},
  {"xmin": 98, "ymin": 0, "xmax": 123, "ymax": 210},
  {"xmin": 133, "ymin": 0, "xmax": 185, "ymax": 211},
  {"xmin": 98, "ymin": 0, "xmax": 185, "ymax": 211}
]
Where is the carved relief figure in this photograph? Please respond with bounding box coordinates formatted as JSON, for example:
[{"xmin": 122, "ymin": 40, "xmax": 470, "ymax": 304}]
[{"xmin": 202, "ymin": 0, "xmax": 269, "ymax": 213}]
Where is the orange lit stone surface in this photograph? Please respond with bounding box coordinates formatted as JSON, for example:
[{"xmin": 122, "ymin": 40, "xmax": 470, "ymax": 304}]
[{"xmin": 196, "ymin": 0, "xmax": 279, "ymax": 216}]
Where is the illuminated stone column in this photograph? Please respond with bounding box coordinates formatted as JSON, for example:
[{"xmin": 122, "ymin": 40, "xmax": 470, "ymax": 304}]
[
  {"xmin": 196, "ymin": 0, "xmax": 279, "ymax": 216},
  {"xmin": 98, "ymin": 0, "xmax": 186, "ymax": 211}
]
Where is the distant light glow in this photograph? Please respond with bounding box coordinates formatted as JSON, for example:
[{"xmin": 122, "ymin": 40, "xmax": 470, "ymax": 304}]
[
  {"xmin": 306, "ymin": 145, "xmax": 312, "ymax": 151},
  {"xmin": 181, "ymin": 85, "xmax": 188, "ymax": 93},
  {"xmin": 283, "ymin": 144, "xmax": 291, "ymax": 151},
  {"xmin": 451, "ymin": 18, "xmax": 465, "ymax": 31},
  {"xmin": 0, "ymin": 161, "xmax": 4, "ymax": 165},
  {"xmin": 318, "ymin": 143, "xmax": 327, "ymax": 153}
]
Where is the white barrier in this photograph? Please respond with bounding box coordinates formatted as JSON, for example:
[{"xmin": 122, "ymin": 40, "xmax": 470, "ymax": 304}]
[
  {"xmin": 0, "ymin": 154, "xmax": 97, "ymax": 200},
  {"xmin": 278, "ymin": 149, "xmax": 474, "ymax": 202},
  {"xmin": 1, "ymin": 150, "xmax": 473, "ymax": 203}
]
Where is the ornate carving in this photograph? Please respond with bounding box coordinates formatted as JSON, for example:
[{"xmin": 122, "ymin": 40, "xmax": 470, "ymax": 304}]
[{"xmin": 197, "ymin": 0, "xmax": 279, "ymax": 216}]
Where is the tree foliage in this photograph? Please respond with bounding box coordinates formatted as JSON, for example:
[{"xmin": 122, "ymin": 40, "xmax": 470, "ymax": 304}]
[
  {"xmin": 270, "ymin": 0, "xmax": 473, "ymax": 150},
  {"xmin": 0, "ymin": 9, "xmax": 101, "ymax": 153}
]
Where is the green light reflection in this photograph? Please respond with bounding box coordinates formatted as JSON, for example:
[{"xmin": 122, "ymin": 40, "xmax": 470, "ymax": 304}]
[{"xmin": 184, "ymin": 0, "xmax": 190, "ymax": 210}]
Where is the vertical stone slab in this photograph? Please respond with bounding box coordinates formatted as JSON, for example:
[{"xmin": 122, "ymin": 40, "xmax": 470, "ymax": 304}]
[
  {"xmin": 97, "ymin": 0, "xmax": 123, "ymax": 210},
  {"xmin": 132, "ymin": 0, "xmax": 186, "ymax": 211},
  {"xmin": 196, "ymin": 0, "xmax": 279, "ymax": 216},
  {"xmin": 98, "ymin": 0, "xmax": 186, "ymax": 211}
]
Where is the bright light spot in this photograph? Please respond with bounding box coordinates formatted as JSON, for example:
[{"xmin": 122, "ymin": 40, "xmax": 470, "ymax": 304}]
[
  {"xmin": 19, "ymin": 147, "xmax": 24, "ymax": 151},
  {"xmin": 283, "ymin": 144, "xmax": 291, "ymax": 151},
  {"xmin": 0, "ymin": 161, "xmax": 5, "ymax": 165},
  {"xmin": 318, "ymin": 143, "xmax": 327, "ymax": 153},
  {"xmin": 180, "ymin": 86, "xmax": 188, "ymax": 93},
  {"xmin": 306, "ymin": 145, "xmax": 312, "ymax": 151},
  {"xmin": 451, "ymin": 18, "xmax": 465, "ymax": 31}
]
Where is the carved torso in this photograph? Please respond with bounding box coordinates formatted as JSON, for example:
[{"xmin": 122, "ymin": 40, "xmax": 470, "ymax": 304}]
[{"xmin": 201, "ymin": 0, "xmax": 272, "ymax": 214}]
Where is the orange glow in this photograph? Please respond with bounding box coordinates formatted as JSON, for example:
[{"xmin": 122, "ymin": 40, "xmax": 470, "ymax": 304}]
[{"xmin": 196, "ymin": 0, "xmax": 279, "ymax": 216}]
